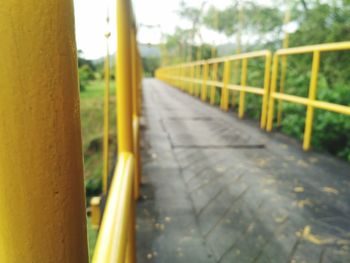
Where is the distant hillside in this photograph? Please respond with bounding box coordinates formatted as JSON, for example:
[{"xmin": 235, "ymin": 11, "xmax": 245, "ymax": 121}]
[
  {"xmin": 139, "ymin": 43, "xmax": 161, "ymax": 58},
  {"xmin": 91, "ymin": 42, "xmax": 242, "ymax": 65}
]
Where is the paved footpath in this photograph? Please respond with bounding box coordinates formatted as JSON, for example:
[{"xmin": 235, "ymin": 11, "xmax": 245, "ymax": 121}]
[{"xmin": 136, "ymin": 79, "xmax": 350, "ymax": 263}]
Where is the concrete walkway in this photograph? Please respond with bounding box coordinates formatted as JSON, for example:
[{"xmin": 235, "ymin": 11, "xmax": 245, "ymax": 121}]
[{"xmin": 136, "ymin": 79, "xmax": 350, "ymax": 263}]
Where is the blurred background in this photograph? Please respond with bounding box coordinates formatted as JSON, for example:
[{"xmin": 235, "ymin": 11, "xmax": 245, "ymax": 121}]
[{"xmin": 72, "ymin": 0, "xmax": 350, "ymax": 257}]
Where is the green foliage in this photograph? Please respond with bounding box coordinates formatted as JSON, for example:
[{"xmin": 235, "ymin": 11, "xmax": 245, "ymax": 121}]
[
  {"xmin": 78, "ymin": 50, "xmax": 96, "ymax": 91},
  {"xmin": 197, "ymin": 0, "xmax": 350, "ymax": 161},
  {"xmin": 142, "ymin": 56, "xmax": 160, "ymax": 77},
  {"xmin": 79, "ymin": 64, "xmax": 95, "ymax": 91},
  {"xmin": 80, "ymin": 80, "xmax": 117, "ymax": 197}
]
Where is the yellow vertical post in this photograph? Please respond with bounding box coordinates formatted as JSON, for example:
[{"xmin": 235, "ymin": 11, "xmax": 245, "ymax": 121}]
[
  {"xmin": 277, "ymin": 8, "xmax": 291, "ymax": 126},
  {"xmin": 116, "ymin": 0, "xmax": 135, "ymax": 262},
  {"xmin": 131, "ymin": 27, "xmax": 140, "ymax": 200},
  {"xmin": 201, "ymin": 63, "xmax": 209, "ymax": 101},
  {"xmin": 196, "ymin": 49, "xmax": 202, "ymax": 97},
  {"xmin": 210, "ymin": 63, "xmax": 218, "ymax": 105},
  {"xmin": 196, "ymin": 64, "xmax": 201, "ymax": 97},
  {"xmin": 303, "ymin": 51, "xmax": 320, "ymax": 151},
  {"xmin": 117, "ymin": 0, "xmax": 134, "ymax": 154},
  {"xmin": 90, "ymin": 197, "xmax": 102, "ymax": 228},
  {"xmin": 260, "ymin": 52, "xmax": 272, "ymax": 129},
  {"xmin": 0, "ymin": 0, "xmax": 88, "ymax": 262},
  {"xmin": 238, "ymin": 58, "xmax": 248, "ymax": 118},
  {"xmin": 103, "ymin": 30, "xmax": 111, "ymax": 195},
  {"xmin": 190, "ymin": 65, "xmax": 195, "ymax": 95},
  {"xmin": 220, "ymin": 61, "xmax": 231, "ymax": 111},
  {"xmin": 232, "ymin": 60, "xmax": 240, "ymax": 109},
  {"xmin": 266, "ymin": 54, "xmax": 279, "ymax": 132}
]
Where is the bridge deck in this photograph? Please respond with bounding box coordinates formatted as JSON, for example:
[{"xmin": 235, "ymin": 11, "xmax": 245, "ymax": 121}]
[{"xmin": 137, "ymin": 79, "xmax": 350, "ymax": 263}]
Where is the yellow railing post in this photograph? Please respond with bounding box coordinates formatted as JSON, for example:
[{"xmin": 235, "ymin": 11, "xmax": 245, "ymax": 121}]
[
  {"xmin": 266, "ymin": 54, "xmax": 279, "ymax": 132},
  {"xmin": 116, "ymin": 0, "xmax": 134, "ymax": 154},
  {"xmin": 303, "ymin": 51, "xmax": 320, "ymax": 151},
  {"xmin": 238, "ymin": 58, "xmax": 248, "ymax": 118},
  {"xmin": 0, "ymin": 0, "xmax": 88, "ymax": 261},
  {"xmin": 196, "ymin": 64, "xmax": 201, "ymax": 97},
  {"xmin": 93, "ymin": 0, "xmax": 139, "ymax": 262},
  {"xmin": 210, "ymin": 63, "xmax": 218, "ymax": 105},
  {"xmin": 260, "ymin": 52, "xmax": 272, "ymax": 128},
  {"xmin": 190, "ymin": 65, "xmax": 195, "ymax": 95},
  {"xmin": 103, "ymin": 30, "xmax": 111, "ymax": 195},
  {"xmin": 232, "ymin": 60, "xmax": 240, "ymax": 109},
  {"xmin": 131, "ymin": 27, "xmax": 140, "ymax": 200},
  {"xmin": 201, "ymin": 63, "xmax": 209, "ymax": 101},
  {"xmin": 220, "ymin": 61, "xmax": 231, "ymax": 111}
]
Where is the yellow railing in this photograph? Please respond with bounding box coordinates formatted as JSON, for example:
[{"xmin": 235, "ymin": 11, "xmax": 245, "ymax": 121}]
[
  {"xmin": 267, "ymin": 42, "xmax": 350, "ymax": 150},
  {"xmin": 156, "ymin": 50, "xmax": 272, "ymax": 128},
  {"xmin": 156, "ymin": 42, "xmax": 350, "ymax": 151},
  {"xmin": 92, "ymin": 0, "xmax": 142, "ymax": 262}
]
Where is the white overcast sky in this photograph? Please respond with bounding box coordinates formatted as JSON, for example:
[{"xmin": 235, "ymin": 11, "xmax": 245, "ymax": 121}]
[
  {"xmin": 73, "ymin": 0, "xmax": 289, "ymax": 59},
  {"xmin": 73, "ymin": 0, "xmax": 234, "ymax": 59}
]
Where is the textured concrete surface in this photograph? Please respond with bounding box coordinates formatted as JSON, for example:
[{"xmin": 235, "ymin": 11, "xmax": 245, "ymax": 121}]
[{"xmin": 136, "ymin": 79, "xmax": 350, "ymax": 263}]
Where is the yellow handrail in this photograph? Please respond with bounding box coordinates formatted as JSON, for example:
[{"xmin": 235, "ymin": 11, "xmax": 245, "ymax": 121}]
[
  {"xmin": 92, "ymin": 153, "xmax": 134, "ymax": 263},
  {"xmin": 156, "ymin": 41, "xmax": 350, "ymax": 152},
  {"xmin": 93, "ymin": 0, "xmax": 142, "ymax": 262},
  {"xmin": 156, "ymin": 50, "xmax": 272, "ymax": 128},
  {"xmin": 266, "ymin": 41, "xmax": 350, "ymax": 150}
]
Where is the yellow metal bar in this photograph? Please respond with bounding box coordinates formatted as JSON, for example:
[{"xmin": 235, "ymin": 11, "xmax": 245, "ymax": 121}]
[
  {"xmin": 312, "ymin": 101, "xmax": 350, "ymax": 115},
  {"xmin": 195, "ymin": 64, "xmax": 201, "ymax": 97},
  {"xmin": 303, "ymin": 51, "xmax": 320, "ymax": 151},
  {"xmin": 116, "ymin": 0, "xmax": 134, "ymax": 154},
  {"xmin": 260, "ymin": 52, "xmax": 272, "ymax": 128},
  {"xmin": 201, "ymin": 63, "xmax": 209, "ymax": 101},
  {"xmin": 220, "ymin": 61, "xmax": 231, "ymax": 111},
  {"xmin": 266, "ymin": 54, "xmax": 279, "ymax": 131},
  {"xmin": 208, "ymin": 80, "xmax": 224, "ymax": 88},
  {"xmin": 207, "ymin": 50, "xmax": 269, "ymax": 64},
  {"xmin": 91, "ymin": 196, "xmax": 102, "ymax": 229},
  {"xmin": 232, "ymin": 60, "xmax": 240, "ymax": 109},
  {"xmin": 238, "ymin": 58, "xmax": 248, "ymax": 118},
  {"xmin": 0, "ymin": 0, "xmax": 88, "ymax": 261},
  {"xmin": 131, "ymin": 28, "xmax": 140, "ymax": 199},
  {"xmin": 125, "ymin": 178, "xmax": 136, "ymax": 263},
  {"xmin": 103, "ymin": 32, "xmax": 111, "ymax": 195},
  {"xmin": 92, "ymin": 153, "xmax": 134, "ymax": 263},
  {"xmin": 227, "ymin": 84, "xmax": 264, "ymax": 94},
  {"xmin": 190, "ymin": 65, "xmax": 195, "ymax": 95},
  {"xmin": 272, "ymin": 92, "xmax": 309, "ymax": 105},
  {"xmin": 276, "ymin": 41, "xmax": 350, "ymax": 55},
  {"xmin": 210, "ymin": 63, "xmax": 218, "ymax": 104}
]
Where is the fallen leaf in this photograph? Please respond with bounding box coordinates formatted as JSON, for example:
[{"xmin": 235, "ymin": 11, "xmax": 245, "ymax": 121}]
[
  {"xmin": 322, "ymin": 187, "xmax": 339, "ymax": 195},
  {"xmin": 294, "ymin": 186, "xmax": 304, "ymax": 193}
]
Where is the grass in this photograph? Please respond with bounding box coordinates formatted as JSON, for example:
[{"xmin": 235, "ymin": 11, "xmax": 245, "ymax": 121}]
[
  {"xmin": 80, "ymin": 79, "xmax": 116, "ymax": 259},
  {"xmin": 87, "ymin": 216, "xmax": 98, "ymax": 260}
]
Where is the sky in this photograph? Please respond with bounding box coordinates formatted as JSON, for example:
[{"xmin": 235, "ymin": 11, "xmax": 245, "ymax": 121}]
[{"xmin": 73, "ymin": 0, "xmax": 233, "ymax": 59}]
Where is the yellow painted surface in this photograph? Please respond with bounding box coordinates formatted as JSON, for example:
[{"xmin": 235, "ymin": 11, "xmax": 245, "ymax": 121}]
[
  {"xmin": 92, "ymin": 153, "xmax": 134, "ymax": 263},
  {"xmin": 238, "ymin": 58, "xmax": 248, "ymax": 118},
  {"xmin": 157, "ymin": 51, "xmax": 271, "ymax": 123},
  {"xmin": 116, "ymin": 0, "xmax": 134, "ymax": 154},
  {"xmin": 210, "ymin": 63, "xmax": 218, "ymax": 105},
  {"xmin": 266, "ymin": 43, "xmax": 350, "ymax": 150},
  {"xmin": 91, "ymin": 196, "xmax": 102, "ymax": 228},
  {"xmin": 201, "ymin": 63, "xmax": 209, "ymax": 101},
  {"xmin": 0, "ymin": 0, "xmax": 88, "ymax": 262},
  {"xmin": 220, "ymin": 61, "xmax": 231, "ymax": 111}
]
